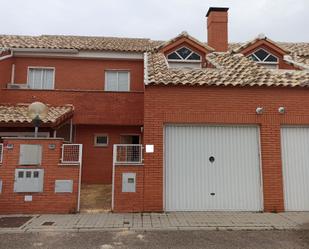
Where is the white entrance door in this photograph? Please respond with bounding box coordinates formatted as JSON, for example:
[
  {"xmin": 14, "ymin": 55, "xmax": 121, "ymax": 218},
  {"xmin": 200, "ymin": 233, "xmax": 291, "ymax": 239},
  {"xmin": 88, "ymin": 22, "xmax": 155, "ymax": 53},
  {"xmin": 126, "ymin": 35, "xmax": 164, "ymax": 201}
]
[
  {"xmin": 164, "ymin": 125, "xmax": 262, "ymax": 211},
  {"xmin": 281, "ymin": 127, "xmax": 309, "ymax": 211}
]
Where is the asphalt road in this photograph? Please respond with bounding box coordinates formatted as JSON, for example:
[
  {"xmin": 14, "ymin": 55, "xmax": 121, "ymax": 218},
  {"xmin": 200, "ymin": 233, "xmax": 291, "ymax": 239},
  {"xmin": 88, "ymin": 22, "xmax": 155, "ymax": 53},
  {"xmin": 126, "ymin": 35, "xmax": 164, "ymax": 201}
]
[{"xmin": 1, "ymin": 230, "xmax": 309, "ymax": 249}]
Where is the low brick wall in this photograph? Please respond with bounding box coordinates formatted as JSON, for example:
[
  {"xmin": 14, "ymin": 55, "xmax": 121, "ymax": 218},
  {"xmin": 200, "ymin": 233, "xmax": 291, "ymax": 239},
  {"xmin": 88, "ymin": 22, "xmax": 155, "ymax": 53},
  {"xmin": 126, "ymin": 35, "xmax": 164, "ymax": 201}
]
[
  {"xmin": 0, "ymin": 138, "xmax": 79, "ymax": 214},
  {"xmin": 113, "ymin": 165, "xmax": 144, "ymax": 212}
]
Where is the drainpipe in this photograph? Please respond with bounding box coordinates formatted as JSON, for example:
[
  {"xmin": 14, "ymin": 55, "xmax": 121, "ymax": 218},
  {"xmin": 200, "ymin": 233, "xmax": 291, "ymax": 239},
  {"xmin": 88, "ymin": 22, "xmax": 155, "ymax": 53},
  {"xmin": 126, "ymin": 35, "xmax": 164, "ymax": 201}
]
[
  {"xmin": 111, "ymin": 145, "xmax": 116, "ymax": 211},
  {"xmin": 69, "ymin": 119, "xmax": 73, "ymax": 143},
  {"xmin": 0, "ymin": 50, "xmax": 13, "ymax": 61},
  {"xmin": 77, "ymin": 144, "xmax": 83, "ymax": 212},
  {"xmin": 11, "ymin": 64, "xmax": 15, "ymax": 83}
]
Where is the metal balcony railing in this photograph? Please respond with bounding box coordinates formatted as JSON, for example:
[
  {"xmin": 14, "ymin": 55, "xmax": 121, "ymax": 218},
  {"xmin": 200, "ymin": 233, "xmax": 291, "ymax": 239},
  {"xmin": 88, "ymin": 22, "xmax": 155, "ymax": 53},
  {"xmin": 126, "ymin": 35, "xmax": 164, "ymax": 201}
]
[
  {"xmin": 61, "ymin": 144, "xmax": 83, "ymax": 164},
  {"xmin": 113, "ymin": 144, "xmax": 143, "ymax": 164}
]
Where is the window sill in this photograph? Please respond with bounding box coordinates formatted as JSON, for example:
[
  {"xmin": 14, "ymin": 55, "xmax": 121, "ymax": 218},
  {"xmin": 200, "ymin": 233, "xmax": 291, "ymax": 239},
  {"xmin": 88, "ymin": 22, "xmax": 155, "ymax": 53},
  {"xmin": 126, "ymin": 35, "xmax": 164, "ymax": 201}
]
[
  {"xmin": 115, "ymin": 163, "xmax": 144, "ymax": 166},
  {"xmin": 58, "ymin": 163, "xmax": 80, "ymax": 167},
  {"xmin": 3, "ymin": 88, "xmax": 144, "ymax": 94}
]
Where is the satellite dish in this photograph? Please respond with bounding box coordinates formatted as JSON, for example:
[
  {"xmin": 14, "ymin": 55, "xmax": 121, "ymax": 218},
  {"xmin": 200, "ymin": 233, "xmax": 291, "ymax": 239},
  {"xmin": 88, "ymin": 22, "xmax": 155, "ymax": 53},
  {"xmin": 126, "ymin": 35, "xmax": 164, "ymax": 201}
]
[{"xmin": 28, "ymin": 102, "xmax": 48, "ymax": 120}]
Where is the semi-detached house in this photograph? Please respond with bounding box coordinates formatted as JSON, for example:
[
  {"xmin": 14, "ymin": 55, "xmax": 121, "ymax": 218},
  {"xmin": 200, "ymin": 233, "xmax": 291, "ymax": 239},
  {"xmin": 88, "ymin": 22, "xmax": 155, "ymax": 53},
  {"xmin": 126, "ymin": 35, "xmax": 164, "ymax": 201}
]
[{"xmin": 1, "ymin": 7, "xmax": 309, "ymax": 213}]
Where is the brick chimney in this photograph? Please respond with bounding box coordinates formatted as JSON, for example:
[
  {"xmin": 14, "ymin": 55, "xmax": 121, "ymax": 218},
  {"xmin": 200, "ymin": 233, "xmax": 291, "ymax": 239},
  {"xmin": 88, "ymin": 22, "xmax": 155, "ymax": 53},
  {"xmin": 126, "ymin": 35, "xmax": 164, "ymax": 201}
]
[{"xmin": 206, "ymin": 7, "xmax": 229, "ymax": 52}]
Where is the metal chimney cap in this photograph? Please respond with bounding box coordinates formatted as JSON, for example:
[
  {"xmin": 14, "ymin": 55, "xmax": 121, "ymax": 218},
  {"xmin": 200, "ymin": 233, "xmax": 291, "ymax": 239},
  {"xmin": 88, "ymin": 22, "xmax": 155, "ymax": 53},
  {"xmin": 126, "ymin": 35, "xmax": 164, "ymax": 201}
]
[{"xmin": 206, "ymin": 7, "xmax": 229, "ymax": 17}]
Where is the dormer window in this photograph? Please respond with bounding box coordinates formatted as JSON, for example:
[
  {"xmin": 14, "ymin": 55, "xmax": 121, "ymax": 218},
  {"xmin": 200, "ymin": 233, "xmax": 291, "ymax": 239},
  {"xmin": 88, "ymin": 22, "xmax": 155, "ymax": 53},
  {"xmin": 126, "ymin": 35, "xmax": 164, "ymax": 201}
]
[
  {"xmin": 167, "ymin": 47, "xmax": 202, "ymax": 68},
  {"xmin": 248, "ymin": 48, "xmax": 279, "ymax": 69}
]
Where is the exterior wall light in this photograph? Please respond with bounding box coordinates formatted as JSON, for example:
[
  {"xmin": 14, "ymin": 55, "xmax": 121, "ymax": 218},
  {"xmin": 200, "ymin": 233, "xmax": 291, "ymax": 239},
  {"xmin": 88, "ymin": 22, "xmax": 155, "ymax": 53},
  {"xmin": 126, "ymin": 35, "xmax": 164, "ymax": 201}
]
[
  {"xmin": 256, "ymin": 107, "xmax": 264, "ymax": 114},
  {"xmin": 28, "ymin": 102, "xmax": 48, "ymax": 138},
  {"xmin": 278, "ymin": 107, "xmax": 285, "ymax": 114}
]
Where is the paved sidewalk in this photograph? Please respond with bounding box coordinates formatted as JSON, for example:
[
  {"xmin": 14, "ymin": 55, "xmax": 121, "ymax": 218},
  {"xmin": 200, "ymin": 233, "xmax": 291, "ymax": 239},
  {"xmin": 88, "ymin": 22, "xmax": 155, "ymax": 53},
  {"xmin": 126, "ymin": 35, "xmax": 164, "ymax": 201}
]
[{"xmin": 1, "ymin": 212, "xmax": 309, "ymax": 233}]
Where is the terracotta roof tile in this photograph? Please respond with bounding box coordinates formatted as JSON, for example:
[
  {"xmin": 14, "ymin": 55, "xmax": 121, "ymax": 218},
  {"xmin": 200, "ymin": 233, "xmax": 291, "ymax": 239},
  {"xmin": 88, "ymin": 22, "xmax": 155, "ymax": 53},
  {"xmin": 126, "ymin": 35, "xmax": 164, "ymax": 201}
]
[
  {"xmin": 0, "ymin": 34, "xmax": 308, "ymax": 66},
  {"xmin": 228, "ymin": 40, "xmax": 309, "ymax": 67},
  {"xmin": 146, "ymin": 51, "xmax": 309, "ymax": 87},
  {"xmin": 0, "ymin": 104, "xmax": 74, "ymax": 126},
  {"xmin": 0, "ymin": 35, "xmax": 162, "ymax": 52},
  {"xmin": 155, "ymin": 31, "xmax": 215, "ymax": 52}
]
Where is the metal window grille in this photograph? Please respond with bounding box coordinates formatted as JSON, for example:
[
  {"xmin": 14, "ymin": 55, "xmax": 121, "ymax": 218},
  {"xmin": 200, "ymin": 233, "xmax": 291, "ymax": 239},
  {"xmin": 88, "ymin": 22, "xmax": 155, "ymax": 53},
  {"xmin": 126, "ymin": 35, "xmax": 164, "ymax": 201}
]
[
  {"xmin": 114, "ymin": 144, "xmax": 143, "ymax": 164},
  {"xmin": 61, "ymin": 144, "xmax": 82, "ymax": 164},
  {"xmin": 0, "ymin": 144, "xmax": 3, "ymax": 163}
]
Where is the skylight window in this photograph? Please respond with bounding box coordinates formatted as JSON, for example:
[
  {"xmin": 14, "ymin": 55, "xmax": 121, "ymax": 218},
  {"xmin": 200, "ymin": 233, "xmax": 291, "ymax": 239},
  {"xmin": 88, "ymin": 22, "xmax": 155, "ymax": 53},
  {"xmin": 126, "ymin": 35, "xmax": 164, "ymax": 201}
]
[{"xmin": 248, "ymin": 48, "xmax": 279, "ymax": 69}]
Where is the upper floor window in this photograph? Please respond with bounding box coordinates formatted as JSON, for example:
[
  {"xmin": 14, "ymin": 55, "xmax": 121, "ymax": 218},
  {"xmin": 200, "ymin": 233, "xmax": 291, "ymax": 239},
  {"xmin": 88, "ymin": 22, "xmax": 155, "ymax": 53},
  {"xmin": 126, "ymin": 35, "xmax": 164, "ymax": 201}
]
[
  {"xmin": 27, "ymin": 67, "xmax": 55, "ymax": 89},
  {"xmin": 105, "ymin": 71, "xmax": 130, "ymax": 92},
  {"xmin": 94, "ymin": 134, "xmax": 109, "ymax": 147},
  {"xmin": 248, "ymin": 48, "xmax": 279, "ymax": 69},
  {"xmin": 167, "ymin": 47, "xmax": 202, "ymax": 69}
]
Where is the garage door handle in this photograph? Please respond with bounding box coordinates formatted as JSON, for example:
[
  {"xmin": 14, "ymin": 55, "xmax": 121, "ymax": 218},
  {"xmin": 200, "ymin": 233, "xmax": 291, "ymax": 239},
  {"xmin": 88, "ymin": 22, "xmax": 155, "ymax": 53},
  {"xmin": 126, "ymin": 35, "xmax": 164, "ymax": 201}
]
[{"xmin": 210, "ymin": 193, "xmax": 215, "ymax": 196}]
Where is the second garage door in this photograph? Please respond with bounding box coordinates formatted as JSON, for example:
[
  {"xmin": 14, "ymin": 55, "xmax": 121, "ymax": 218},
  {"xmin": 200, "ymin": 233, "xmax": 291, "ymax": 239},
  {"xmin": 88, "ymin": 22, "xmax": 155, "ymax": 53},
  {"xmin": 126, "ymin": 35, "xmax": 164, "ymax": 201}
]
[
  {"xmin": 281, "ymin": 127, "xmax": 309, "ymax": 211},
  {"xmin": 164, "ymin": 125, "xmax": 262, "ymax": 211}
]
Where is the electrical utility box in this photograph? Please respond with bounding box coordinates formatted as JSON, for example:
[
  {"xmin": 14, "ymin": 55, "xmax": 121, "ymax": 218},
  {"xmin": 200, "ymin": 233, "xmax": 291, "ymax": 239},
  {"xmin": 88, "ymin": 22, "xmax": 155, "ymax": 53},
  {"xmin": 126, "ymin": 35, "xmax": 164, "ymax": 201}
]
[
  {"xmin": 14, "ymin": 169, "xmax": 44, "ymax": 192},
  {"xmin": 122, "ymin": 173, "xmax": 136, "ymax": 192}
]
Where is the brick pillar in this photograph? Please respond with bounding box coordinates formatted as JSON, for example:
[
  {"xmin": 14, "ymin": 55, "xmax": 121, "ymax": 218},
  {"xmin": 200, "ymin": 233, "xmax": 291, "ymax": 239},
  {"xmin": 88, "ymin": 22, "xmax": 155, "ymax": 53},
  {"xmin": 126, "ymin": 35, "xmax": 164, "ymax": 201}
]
[{"xmin": 260, "ymin": 123, "xmax": 284, "ymax": 212}]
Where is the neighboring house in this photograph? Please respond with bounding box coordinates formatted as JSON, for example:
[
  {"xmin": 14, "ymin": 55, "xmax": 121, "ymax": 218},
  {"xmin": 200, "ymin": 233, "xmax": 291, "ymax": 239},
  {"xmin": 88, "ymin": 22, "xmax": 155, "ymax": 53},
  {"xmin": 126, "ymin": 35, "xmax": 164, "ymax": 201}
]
[{"xmin": 0, "ymin": 7, "xmax": 309, "ymax": 213}]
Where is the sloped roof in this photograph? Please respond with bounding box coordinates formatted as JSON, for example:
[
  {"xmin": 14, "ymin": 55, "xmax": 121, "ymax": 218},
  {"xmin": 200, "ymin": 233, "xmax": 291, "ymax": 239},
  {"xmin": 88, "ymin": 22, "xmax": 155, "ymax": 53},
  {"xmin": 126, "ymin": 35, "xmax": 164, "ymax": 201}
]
[
  {"xmin": 229, "ymin": 40, "xmax": 309, "ymax": 68},
  {"xmin": 231, "ymin": 34, "xmax": 290, "ymax": 54},
  {"xmin": 155, "ymin": 31, "xmax": 215, "ymax": 52},
  {"xmin": 145, "ymin": 51, "xmax": 309, "ymax": 87},
  {"xmin": 0, "ymin": 35, "xmax": 162, "ymax": 52},
  {"xmin": 0, "ymin": 34, "xmax": 308, "ymax": 63},
  {"xmin": 1, "ymin": 33, "xmax": 309, "ymax": 88},
  {"xmin": 229, "ymin": 42, "xmax": 309, "ymax": 57},
  {"xmin": 0, "ymin": 104, "xmax": 74, "ymax": 127}
]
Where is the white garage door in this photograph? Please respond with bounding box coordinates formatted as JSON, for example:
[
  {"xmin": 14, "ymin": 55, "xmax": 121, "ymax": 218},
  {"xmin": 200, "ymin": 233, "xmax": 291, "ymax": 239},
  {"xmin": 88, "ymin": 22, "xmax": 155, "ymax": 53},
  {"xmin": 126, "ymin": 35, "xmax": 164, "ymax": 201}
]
[
  {"xmin": 164, "ymin": 125, "xmax": 262, "ymax": 211},
  {"xmin": 281, "ymin": 127, "xmax": 309, "ymax": 211}
]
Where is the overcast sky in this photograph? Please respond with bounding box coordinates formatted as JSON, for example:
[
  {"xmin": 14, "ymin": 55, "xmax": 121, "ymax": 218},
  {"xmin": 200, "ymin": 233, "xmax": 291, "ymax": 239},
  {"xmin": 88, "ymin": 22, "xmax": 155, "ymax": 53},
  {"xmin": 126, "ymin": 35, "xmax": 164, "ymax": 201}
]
[{"xmin": 1, "ymin": 0, "xmax": 308, "ymax": 42}]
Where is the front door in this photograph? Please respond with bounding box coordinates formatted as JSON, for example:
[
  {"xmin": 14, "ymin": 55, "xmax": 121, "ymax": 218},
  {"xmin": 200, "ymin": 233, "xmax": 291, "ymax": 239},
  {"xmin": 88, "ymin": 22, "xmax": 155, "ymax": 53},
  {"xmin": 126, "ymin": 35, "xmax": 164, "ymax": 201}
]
[{"xmin": 120, "ymin": 135, "xmax": 140, "ymax": 144}]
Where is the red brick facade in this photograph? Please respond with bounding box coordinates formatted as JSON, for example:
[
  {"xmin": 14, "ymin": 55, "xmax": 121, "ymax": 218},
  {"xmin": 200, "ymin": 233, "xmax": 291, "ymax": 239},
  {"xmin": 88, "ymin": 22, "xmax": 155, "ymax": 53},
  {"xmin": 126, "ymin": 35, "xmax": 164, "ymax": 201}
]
[
  {"xmin": 143, "ymin": 85, "xmax": 309, "ymax": 212},
  {"xmin": 0, "ymin": 138, "xmax": 79, "ymax": 214},
  {"xmin": 75, "ymin": 125, "xmax": 142, "ymax": 184},
  {"xmin": 12, "ymin": 57, "xmax": 144, "ymax": 91},
  {"xmin": 0, "ymin": 7, "xmax": 307, "ymax": 213},
  {"xmin": 113, "ymin": 165, "xmax": 144, "ymax": 212},
  {"xmin": 0, "ymin": 58, "xmax": 13, "ymax": 88}
]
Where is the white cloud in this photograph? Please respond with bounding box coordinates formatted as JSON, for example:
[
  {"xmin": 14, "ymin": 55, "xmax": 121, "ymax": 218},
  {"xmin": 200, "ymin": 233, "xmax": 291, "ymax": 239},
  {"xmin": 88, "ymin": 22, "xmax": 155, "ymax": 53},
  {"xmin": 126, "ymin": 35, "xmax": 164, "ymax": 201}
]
[{"xmin": 0, "ymin": 0, "xmax": 308, "ymax": 42}]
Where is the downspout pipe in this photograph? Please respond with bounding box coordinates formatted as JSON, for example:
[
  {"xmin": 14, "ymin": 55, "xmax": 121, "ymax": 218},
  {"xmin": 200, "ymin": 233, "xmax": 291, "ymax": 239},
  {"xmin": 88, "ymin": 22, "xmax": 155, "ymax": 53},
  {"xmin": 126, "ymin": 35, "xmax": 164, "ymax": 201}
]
[{"xmin": 0, "ymin": 49, "xmax": 13, "ymax": 61}]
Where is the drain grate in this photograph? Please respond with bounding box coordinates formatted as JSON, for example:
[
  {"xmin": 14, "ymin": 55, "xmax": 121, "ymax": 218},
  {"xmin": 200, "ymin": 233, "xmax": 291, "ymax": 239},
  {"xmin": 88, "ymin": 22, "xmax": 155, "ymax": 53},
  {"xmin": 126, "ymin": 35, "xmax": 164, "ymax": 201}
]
[
  {"xmin": 42, "ymin": 221, "xmax": 55, "ymax": 226},
  {"xmin": 0, "ymin": 217, "xmax": 32, "ymax": 228}
]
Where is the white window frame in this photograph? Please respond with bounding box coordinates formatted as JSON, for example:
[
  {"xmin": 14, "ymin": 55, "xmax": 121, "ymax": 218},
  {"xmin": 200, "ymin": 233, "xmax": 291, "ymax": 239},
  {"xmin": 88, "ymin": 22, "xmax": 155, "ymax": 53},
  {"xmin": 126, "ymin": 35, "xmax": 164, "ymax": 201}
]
[
  {"xmin": 27, "ymin": 66, "xmax": 55, "ymax": 90},
  {"xmin": 94, "ymin": 134, "xmax": 109, "ymax": 147},
  {"xmin": 104, "ymin": 70, "xmax": 130, "ymax": 92},
  {"xmin": 167, "ymin": 46, "xmax": 202, "ymax": 63},
  {"xmin": 248, "ymin": 48, "xmax": 279, "ymax": 68}
]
